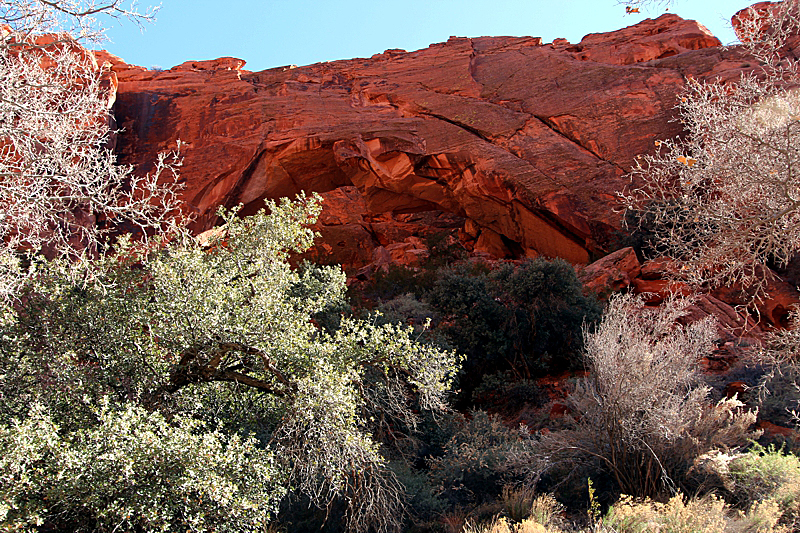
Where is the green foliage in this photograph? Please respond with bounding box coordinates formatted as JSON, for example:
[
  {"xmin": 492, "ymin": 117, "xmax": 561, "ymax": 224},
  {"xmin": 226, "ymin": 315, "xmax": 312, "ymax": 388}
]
[
  {"xmin": 429, "ymin": 411, "xmax": 524, "ymax": 507},
  {"xmin": 490, "ymin": 258, "xmax": 602, "ymax": 369},
  {"xmin": 0, "ymin": 401, "xmax": 283, "ymax": 533},
  {"xmin": 730, "ymin": 444, "xmax": 800, "ymax": 524},
  {"xmin": 430, "ymin": 265, "xmax": 516, "ymax": 385},
  {"xmin": 423, "ymin": 231, "xmax": 469, "ymax": 272},
  {"xmin": 354, "ymin": 251, "xmax": 602, "ymax": 412},
  {"xmin": 389, "ymin": 460, "xmax": 449, "ymax": 525},
  {"xmin": 369, "ymin": 264, "xmax": 428, "ymax": 301},
  {"xmin": 427, "ymin": 258, "xmax": 600, "ymax": 406},
  {"xmin": 472, "ymin": 372, "xmax": 548, "ymax": 414},
  {"xmin": 0, "ymin": 197, "xmax": 460, "ymax": 533}
]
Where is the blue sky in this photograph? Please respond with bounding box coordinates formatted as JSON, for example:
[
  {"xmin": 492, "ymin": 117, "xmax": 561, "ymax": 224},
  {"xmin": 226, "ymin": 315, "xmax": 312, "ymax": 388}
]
[{"xmin": 101, "ymin": 0, "xmax": 748, "ymax": 72}]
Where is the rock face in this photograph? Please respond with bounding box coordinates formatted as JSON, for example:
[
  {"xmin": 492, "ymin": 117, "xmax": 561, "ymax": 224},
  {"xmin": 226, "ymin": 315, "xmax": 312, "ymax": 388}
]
[
  {"xmin": 578, "ymin": 246, "xmax": 641, "ymax": 296},
  {"xmin": 105, "ymin": 12, "xmax": 754, "ymax": 272}
]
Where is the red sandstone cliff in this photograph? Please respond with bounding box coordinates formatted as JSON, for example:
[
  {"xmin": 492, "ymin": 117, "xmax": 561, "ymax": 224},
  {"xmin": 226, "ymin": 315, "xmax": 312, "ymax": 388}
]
[{"xmin": 100, "ymin": 12, "xmax": 753, "ymax": 272}]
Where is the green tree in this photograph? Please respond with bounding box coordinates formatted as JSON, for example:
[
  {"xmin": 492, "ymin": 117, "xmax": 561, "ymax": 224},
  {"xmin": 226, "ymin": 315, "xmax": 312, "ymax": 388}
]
[{"xmin": 0, "ymin": 197, "xmax": 459, "ymax": 532}]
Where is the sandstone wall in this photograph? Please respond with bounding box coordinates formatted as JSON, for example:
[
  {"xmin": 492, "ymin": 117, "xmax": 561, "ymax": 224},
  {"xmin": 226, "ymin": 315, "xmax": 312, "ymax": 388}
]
[{"xmin": 102, "ymin": 13, "xmax": 754, "ymax": 271}]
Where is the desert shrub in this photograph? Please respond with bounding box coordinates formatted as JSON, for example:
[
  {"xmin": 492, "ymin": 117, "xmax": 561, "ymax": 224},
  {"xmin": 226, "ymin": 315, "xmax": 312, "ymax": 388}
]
[
  {"xmin": 430, "ymin": 265, "xmax": 513, "ymax": 356},
  {"xmin": 294, "ymin": 261, "xmax": 353, "ymax": 334},
  {"xmin": 429, "ymin": 266, "xmax": 516, "ymax": 402},
  {"xmin": 737, "ymin": 499, "xmax": 787, "ymax": 533},
  {"xmin": 0, "ymin": 401, "xmax": 283, "ymax": 533},
  {"xmin": 511, "ymin": 294, "xmax": 757, "ymax": 501},
  {"xmin": 354, "ymin": 256, "xmax": 601, "ymax": 411},
  {"xmin": 730, "ymin": 444, "xmax": 800, "ymax": 525},
  {"xmin": 500, "ymin": 485, "xmax": 537, "ymax": 523},
  {"xmin": 618, "ymin": 2, "xmax": 800, "ymax": 304},
  {"xmin": 0, "ymin": 0, "xmax": 183, "ymax": 302},
  {"xmin": 423, "ymin": 230, "xmax": 469, "ymax": 272},
  {"xmin": 490, "ymin": 258, "xmax": 602, "ymax": 372},
  {"xmin": 757, "ymin": 366, "xmax": 800, "ymax": 430},
  {"xmin": 389, "ymin": 460, "xmax": 449, "ymax": 526},
  {"xmin": 757, "ymin": 328, "xmax": 800, "ymax": 429},
  {"xmin": 429, "ymin": 411, "xmax": 524, "ymax": 507},
  {"xmin": 616, "ymin": 201, "xmax": 695, "ymax": 263},
  {"xmin": 602, "ymin": 491, "xmax": 790, "ymax": 533},
  {"xmin": 369, "ymin": 264, "xmax": 426, "ymax": 301},
  {"xmin": 518, "ymin": 491, "xmax": 563, "ymax": 528},
  {"xmin": 603, "ymin": 493, "xmax": 728, "ymax": 533},
  {"xmin": 377, "ymin": 293, "xmax": 440, "ymax": 328},
  {"xmin": 463, "ymin": 516, "xmax": 554, "ymax": 533}
]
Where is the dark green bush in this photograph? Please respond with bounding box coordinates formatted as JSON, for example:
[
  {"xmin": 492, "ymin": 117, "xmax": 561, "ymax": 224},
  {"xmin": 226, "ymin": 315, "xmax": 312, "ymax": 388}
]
[
  {"xmin": 491, "ymin": 258, "xmax": 603, "ymax": 373},
  {"xmin": 428, "ymin": 411, "xmax": 524, "ymax": 508},
  {"xmin": 427, "ymin": 259, "xmax": 600, "ymax": 406},
  {"xmin": 352, "ymin": 257, "xmax": 601, "ymax": 410},
  {"xmin": 429, "ymin": 265, "xmax": 516, "ymax": 386},
  {"xmin": 472, "ymin": 371, "xmax": 549, "ymax": 414}
]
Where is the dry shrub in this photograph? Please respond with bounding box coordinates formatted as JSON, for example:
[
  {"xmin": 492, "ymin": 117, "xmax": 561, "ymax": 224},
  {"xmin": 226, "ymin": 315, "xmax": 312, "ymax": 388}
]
[
  {"xmin": 510, "ymin": 294, "xmax": 757, "ymax": 500},
  {"xmin": 442, "ymin": 508, "xmax": 469, "ymax": 533},
  {"xmin": 603, "ymin": 492, "xmax": 790, "ymax": 533},
  {"xmin": 501, "ymin": 485, "xmax": 537, "ymax": 523},
  {"xmin": 461, "ymin": 491, "xmax": 786, "ymax": 532},
  {"xmin": 528, "ymin": 494, "xmax": 564, "ymax": 528},
  {"xmin": 620, "ymin": 1, "xmax": 800, "ymax": 302},
  {"xmin": 498, "ymin": 485, "xmax": 565, "ymax": 527},
  {"xmin": 604, "ymin": 493, "xmax": 727, "ymax": 533},
  {"xmin": 733, "ymin": 499, "xmax": 787, "ymax": 533},
  {"xmin": 462, "ymin": 516, "xmax": 554, "ymax": 533}
]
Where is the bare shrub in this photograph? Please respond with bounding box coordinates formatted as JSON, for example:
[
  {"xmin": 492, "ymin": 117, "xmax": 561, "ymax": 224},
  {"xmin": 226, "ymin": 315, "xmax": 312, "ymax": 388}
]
[
  {"xmin": 511, "ymin": 294, "xmax": 757, "ymax": 500},
  {"xmin": 620, "ymin": 2, "xmax": 800, "ymax": 302},
  {"xmin": 0, "ymin": 1, "xmax": 183, "ymax": 299}
]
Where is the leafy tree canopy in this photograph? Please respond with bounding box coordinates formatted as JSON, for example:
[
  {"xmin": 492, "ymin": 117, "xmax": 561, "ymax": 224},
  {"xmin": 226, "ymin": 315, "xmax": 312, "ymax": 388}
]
[{"xmin": 0, "ymin": 196, "xmax": 460, "ymax": 532}]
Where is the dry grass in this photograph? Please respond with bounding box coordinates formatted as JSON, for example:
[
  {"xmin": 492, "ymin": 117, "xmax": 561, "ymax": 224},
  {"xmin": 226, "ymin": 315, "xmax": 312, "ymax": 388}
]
[
  {"xmin": 458, "ymin": 491, "xmax": 790, "ymax": 533},
  {"xmin": 462, "ymin": 516, "xmax": 553, "ymax": 533}
]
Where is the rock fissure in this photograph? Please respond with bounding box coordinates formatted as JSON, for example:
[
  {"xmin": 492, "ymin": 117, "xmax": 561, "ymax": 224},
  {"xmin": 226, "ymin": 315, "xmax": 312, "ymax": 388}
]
[
  {"xmin": 467, "ymin": 38, "xmax": 483, "ymax": 93},
  {"xmin": 417, "ymin": 110, "xmax": 493, "ymax": 143},
  {"xmin": 532, "ymin": 114, "xmax": 628, "ymax": 174}
]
